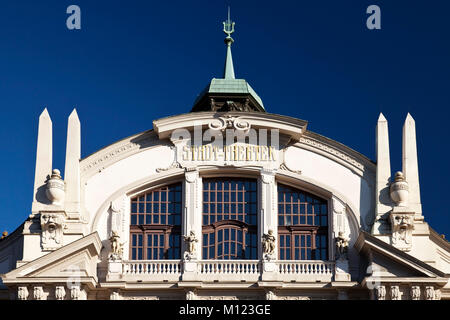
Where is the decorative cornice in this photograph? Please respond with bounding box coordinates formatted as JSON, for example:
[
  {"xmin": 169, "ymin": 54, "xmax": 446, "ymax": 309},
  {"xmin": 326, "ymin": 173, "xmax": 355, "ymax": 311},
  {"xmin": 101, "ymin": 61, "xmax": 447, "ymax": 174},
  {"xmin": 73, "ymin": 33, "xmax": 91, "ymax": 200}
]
[
  {"xmin": 296, "ymin": 131, "xmax": 376, "ymax": 176},
  {"xmin": 80, "ymin": 131, "xmax": 159, "ymax": 179}
]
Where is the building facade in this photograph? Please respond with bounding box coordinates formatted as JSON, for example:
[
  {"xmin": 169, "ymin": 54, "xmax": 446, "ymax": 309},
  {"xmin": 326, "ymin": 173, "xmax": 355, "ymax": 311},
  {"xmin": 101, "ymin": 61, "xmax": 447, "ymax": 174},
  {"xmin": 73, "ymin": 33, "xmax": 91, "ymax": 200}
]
[{"xmin": 0, "ymin": 15, "xmax": 449, "ymax": 301}]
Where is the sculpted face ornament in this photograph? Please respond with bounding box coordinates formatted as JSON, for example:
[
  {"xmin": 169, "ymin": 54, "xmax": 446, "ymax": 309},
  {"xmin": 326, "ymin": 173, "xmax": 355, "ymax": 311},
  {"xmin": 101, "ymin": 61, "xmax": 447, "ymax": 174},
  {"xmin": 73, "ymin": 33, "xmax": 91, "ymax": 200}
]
[
  {"xmin": 390, "ymin": 213, "xmax": 414, "ymax": 251},
  {"xmin": 40, "ymin": 213, "xmax": 64, "ymax": 251}
]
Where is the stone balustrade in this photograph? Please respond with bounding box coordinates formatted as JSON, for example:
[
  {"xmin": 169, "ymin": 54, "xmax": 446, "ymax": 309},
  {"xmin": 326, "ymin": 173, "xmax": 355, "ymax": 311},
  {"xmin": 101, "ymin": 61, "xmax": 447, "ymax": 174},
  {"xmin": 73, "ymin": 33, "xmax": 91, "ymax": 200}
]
[{"xmin": 115, "ymin": 259, "xmax": 336, "ymax": 282}]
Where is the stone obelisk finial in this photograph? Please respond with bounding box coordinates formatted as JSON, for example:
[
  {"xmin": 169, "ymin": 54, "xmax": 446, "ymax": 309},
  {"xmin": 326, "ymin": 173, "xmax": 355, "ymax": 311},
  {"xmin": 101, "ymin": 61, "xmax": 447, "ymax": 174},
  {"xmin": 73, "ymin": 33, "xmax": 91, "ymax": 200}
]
[
  {"xmin": 402, "ymin": 113, "xmax": 422, "ymax": 216},
  {"xmin": 32, "ymin": 108, "xmax": 53, "ymax": 209},
  {"xmin": 372, "ymin": 113, "xmax": 392, "ymax": 234},
  {"xmin": 64, "ymin": 109, "xmax": 81, "ymax": 218}
]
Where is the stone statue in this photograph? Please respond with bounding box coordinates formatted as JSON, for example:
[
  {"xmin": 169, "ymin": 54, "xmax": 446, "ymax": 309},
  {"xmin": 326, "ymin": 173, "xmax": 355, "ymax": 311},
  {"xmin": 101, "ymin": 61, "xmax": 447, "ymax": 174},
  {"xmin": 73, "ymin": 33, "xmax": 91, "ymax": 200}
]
[
  {"xmin": 262, "ymin": 230, "xmax": 276, "ymax": 257},
  {"xmin": 183, "ymin": 231, "xmax": 198, "ymax": 259},
  {"xmin": 109, "ymin": 231, "xmax": 123, "ymax": 260},
  {"xmin": 335, "ymin": 231, "xmax": 349, "ymax": 260}
]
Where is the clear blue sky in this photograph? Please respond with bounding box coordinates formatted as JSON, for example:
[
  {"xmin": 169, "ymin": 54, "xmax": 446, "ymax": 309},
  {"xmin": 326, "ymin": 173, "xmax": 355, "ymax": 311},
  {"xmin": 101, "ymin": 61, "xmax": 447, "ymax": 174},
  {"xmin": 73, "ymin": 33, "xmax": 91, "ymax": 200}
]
[{"xmin": 0, "ymin": 0, "xmax": 449, "ymax": 237}]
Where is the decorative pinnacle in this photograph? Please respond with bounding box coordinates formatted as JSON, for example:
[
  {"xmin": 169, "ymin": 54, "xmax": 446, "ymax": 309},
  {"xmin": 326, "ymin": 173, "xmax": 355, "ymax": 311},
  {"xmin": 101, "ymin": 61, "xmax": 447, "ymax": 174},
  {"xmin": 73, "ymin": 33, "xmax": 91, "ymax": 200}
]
[{"xmin": 223, "ymin": 6, "xmax": 235, "ymax": 45}]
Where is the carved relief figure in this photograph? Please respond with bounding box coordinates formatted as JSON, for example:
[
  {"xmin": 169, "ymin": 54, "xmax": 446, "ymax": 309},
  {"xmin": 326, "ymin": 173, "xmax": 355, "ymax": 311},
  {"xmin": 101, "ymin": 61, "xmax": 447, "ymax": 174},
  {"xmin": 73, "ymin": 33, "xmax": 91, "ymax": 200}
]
[
  {"xmin": 40, "ymin": 213, "xmax": 64, "ymax": 251},
  {"xmin": 335, "ymin": 231, "xmax": 349, "ymax": 260},
  {"xmin": 55, "ymin": 286, "xmax": 66, "ymax": 300},
  {"xmin": 390, "ymin": 286, "xmax": 400, "ymax": 300},
  {"xmin": 110, "ymin": 291, "xmax": 121, "ymax": 300},
  {"xmin": 186, "ymin": 290, "xmax": 197, "ymax": 300},
  {"xmin": 410, "ymin": 286, "xmax": 420, "ymax": 300},
  {"xmin": 33, "ymin": 286, "xmax": 44, "ymax": 300},
  {"xmin": 17, "ymin": 286, "xmax": 29, "ymax": 300},
  {"xmin": 183, "ymin": 231, "xmax": 198, "ymax": 259},
  {"xmin": 70, "ymin": 285, "xmax": 80, "ymax": 300},
  {"xmin": 375, "ymin": 285, "xmax": 386, "ymax": 300},
  {"xmin": 425, "ymin": 286, "xmax": 435, "ymax": 300},
  {"xmin": 265, "ymin": 290, "xmax": 276, "ymax": 300},
  {"xmin": 262, "ymin": 229, "xmax": 276, "ymax": 258}
]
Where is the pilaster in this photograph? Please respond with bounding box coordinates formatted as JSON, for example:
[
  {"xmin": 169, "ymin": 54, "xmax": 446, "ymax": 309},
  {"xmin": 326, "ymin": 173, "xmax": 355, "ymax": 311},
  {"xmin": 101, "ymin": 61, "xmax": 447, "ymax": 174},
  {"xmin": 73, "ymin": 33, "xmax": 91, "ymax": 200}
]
[{"xmin": 260, "ymin": 168, "xmax": 277, "ymax": 280}]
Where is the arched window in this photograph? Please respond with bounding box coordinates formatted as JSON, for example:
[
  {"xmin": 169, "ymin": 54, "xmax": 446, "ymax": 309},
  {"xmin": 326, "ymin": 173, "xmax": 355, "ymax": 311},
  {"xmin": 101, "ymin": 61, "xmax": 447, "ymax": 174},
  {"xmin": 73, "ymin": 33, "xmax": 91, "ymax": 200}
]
[
  {"xmin": 277, "ymin": 184, "xmax": 328, "ymax": 260},
  {"xmin": 202, "ymin": 178, "xmax": 258, "ymax": 259},
  {"xmin": 129, "ymin": 183, "xmax": 182, "ymax": 260}
]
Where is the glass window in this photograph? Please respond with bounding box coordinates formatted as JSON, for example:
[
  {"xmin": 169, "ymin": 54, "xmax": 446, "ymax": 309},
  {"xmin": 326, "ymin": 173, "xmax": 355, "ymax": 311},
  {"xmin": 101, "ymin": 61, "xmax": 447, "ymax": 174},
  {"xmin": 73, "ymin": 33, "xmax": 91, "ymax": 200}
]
[
  {"xmin": 202, "ymin": 178, "xmax": 258, "ymax": 259},
  {"xmin": 129, "ymin": 183, "xmax": 182, "ymax": 260},
  {"xmin": 278, "ymin": 183, "xmax": 328, "ymax": 260}
]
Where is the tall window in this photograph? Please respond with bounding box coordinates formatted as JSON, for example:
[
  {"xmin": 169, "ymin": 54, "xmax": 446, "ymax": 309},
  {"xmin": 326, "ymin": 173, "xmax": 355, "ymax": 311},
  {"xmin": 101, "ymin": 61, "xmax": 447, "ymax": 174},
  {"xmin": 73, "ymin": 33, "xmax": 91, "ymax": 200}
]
[
  {"xmin": 202, "ymin": 178, "xmax": 258, "ymax": 259},
  {"xmin": 130, "ymin": 183, "xmax": 182, "ymax": 260},
  {"xmin": 278, "ymin": 184, "xmax": 328, "ymax": 260}
]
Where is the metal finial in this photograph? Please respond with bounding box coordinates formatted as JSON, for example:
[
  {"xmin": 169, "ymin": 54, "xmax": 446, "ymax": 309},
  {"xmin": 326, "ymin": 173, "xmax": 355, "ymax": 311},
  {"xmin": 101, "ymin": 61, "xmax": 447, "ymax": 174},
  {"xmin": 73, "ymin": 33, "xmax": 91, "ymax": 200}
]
[{"xmin": 223, "ymin": 6, "xmax": 235, "ymax": 38}]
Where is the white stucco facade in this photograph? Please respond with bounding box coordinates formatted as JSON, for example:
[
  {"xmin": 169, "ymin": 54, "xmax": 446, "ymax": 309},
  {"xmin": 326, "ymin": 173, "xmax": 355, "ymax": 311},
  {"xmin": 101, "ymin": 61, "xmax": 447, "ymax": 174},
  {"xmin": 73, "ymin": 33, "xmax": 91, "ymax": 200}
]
[
  {"xmin": 0, "ymin": 108, "xmax": 448, "ymax": 301},
  {"xmin": 0, "ymin": 15, "xmax": 449, "ymax": 300}
]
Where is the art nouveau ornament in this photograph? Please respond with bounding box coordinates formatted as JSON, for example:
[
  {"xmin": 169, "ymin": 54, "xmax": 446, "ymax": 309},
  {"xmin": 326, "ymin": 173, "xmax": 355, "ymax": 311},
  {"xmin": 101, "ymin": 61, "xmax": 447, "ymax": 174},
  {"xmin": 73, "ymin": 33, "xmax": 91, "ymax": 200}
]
[
  {"xmin": 40, "ymin": 213, "xmax": 64, "ymax": 251},
  {"xmin": 17, "ymin": 286, "xmax": 29, "ymax": 300},
  {"xmin": 390, "ymin": 285, "xmax": 400, "ymax": 300},
  {"xmin": 55, "ymin": 286, "xmax": 66, "ymax": 300},
  {"xmin": 208, "ymin": 115, "xmax": 251, "ymax": 133},
  {"xmin": 33, "ymin": 286, "xmax": 44, "ymax": 300},
  {"xmin": 410, "ymin": 286, "xmax": 420, "ymax": 300},
  {"xmin": 265, "ymin": 290, "xmax": 276, "ymax": 300},
  {"xmin": 110, "ymin": 291, "xmax": 121, "ymax": 300},
  {"xmin": 186, "ymin": 290, "xmax": 197, "ymax": 300},
  {"xmin": 45, "ymin": 169, "xmax": 65, "ymax": 205},
  {"xmin": 70, "ymin": 285, "xmax": 80, "ymax": 300},
  {"xmin": 375, "ymin": 285, "xmax": 386, "ymax": 300},
  {"xmin": 425, "ymin": 286, "xmax": 435, "ymax": 300},
  {"xmin": 389, "ymin": 171, "xmax": 409, "ymax": 207},
  {"xmin": 390, "ymin": 213, "xmax": 414, "ymax": 251}
]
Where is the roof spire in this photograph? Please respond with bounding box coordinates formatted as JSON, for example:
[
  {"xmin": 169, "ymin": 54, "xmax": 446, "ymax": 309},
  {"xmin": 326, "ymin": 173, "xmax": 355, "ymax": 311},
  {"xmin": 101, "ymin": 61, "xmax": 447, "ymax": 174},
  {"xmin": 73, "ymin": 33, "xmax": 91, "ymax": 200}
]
[{"xmin": 223, "ymin": 7, "xmax": 235, "ymax": 79}]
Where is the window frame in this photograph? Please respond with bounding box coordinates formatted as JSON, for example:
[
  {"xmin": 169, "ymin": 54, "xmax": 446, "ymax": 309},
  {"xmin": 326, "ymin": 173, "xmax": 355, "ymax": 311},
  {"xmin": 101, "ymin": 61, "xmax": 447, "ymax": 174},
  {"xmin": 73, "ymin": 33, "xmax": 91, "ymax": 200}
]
[
  {"xmin": 201, "ymin": 178, "xmax": 258, "ymax": 260},
  {"xmin": 129, "ymin": 183, "xmax": 183, "ymax": 260},
  {"xmin": 277, "ymin": 183, "xmax": 329, "ymax": 261}
]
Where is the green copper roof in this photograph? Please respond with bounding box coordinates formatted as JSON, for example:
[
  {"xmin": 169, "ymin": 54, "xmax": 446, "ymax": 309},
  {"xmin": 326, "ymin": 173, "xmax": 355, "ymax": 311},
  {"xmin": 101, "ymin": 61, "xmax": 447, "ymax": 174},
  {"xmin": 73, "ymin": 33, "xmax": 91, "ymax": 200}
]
[
  {"xmin": 192, "ymin": 78, "xmax": 265, "ymax": 110},
  {"xmin": 190, "ymin": 8, "xmax": 266, "ymax": 113}
]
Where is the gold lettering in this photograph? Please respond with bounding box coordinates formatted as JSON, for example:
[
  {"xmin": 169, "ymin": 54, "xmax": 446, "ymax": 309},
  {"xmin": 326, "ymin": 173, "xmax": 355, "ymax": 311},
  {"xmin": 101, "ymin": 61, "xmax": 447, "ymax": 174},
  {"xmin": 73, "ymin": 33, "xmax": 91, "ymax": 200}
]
[
  {"xmin": 191, "ymin": 145, "xmax": 197, "ymax": 161},
  {"xmin": 246, "ymin": 145, "xmax": 252, "ymax": 161},
  {"xmin": 213, "ymin": 146, "xmax": 219, "ymax": 160},
  {"xmin": 269, "ymin": 146, "xmax": 276, "ymax": 161},
  {"xmin": 261, "ymin": 146, "xmax": 268, "ymax": 161}
]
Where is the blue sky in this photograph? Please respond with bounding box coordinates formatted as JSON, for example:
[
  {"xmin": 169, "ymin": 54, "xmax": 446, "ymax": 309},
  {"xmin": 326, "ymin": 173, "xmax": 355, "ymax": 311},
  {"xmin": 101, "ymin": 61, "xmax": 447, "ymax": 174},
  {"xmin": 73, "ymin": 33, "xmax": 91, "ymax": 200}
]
[{"xmin": 0, "ymin": 0, "xmax": 449, "ymax": 237}]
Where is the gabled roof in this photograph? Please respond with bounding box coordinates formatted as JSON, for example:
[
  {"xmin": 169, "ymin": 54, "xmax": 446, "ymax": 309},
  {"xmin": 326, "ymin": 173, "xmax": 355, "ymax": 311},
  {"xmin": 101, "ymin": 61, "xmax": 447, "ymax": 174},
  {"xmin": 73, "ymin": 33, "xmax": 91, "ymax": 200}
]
[
  {"xmin": 355, "ymin": 231, "xmax": 447, "ymax": 280},
  {"xmin": 1, "ymin": 232, "xmax": 102, "ymax": 288}
]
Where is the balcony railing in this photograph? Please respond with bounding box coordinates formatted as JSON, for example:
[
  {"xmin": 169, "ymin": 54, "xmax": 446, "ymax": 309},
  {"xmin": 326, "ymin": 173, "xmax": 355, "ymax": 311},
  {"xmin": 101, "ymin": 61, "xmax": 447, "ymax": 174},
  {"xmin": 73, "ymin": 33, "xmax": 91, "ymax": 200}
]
[{"xmin": 114, "ymin": 260, "xmax": 335, "ymax": 282}]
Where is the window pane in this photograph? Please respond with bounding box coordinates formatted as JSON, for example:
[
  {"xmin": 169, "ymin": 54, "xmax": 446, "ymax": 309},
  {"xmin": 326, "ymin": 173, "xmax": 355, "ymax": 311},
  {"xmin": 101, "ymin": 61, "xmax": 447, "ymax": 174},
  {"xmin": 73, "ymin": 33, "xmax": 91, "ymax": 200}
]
[{"xmin": 277, "ymin": 184, "xmax": 329, "ymax": 261}]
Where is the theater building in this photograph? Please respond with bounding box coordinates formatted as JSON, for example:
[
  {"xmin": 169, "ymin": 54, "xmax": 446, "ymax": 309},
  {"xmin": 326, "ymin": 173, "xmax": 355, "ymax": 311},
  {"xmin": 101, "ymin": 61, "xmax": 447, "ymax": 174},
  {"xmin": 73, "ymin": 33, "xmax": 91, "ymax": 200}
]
[{"xmin": 0, "ymin": 15, "xmax": 449, "ymax": 300}]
